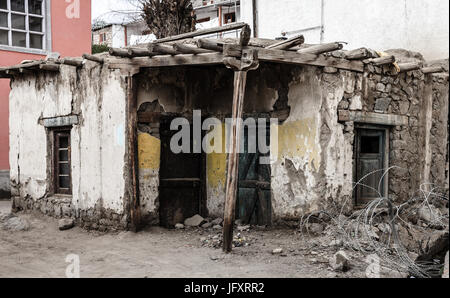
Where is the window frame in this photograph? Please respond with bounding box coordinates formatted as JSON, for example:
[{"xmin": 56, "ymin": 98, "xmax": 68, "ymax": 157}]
[
  {"xmin": 0, "ymin": 0, "xmax": 51, "ymax": 54},
  {"xmin": 52, "ymin": 127, "xmax": 72, "ymax": 196},
  {"xmin": 223, "ymin": 12, "xmax": 236, "ymax": 25}
]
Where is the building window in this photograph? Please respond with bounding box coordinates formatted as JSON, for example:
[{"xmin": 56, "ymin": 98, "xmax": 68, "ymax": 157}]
[
  {"xmin": 53, "ymin": 129, "xmax": 72, "ymax": 195},
  {"xmin": 99, "ymin": 32, "xmax": 106, "ymax": 44},
  {"xmin": 0, "ymin": 0, "xmax": 46, "ymax": 50},
  {"xmin": 224, "ymin": 12, "xmax": 236, "ymax": 24},
  {"xmin": 196, "ymin": 17, "xmax": 210, "ymax": 24}
]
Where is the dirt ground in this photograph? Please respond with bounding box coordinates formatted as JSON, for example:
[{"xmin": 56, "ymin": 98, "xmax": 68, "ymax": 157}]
[{"xmin": 0, "ymin": 200, "xmax": 369, "ymax": 278}]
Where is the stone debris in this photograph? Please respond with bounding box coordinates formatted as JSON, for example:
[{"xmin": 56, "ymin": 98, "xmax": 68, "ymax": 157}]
[
  {"xmin": 1, "ymin": 212, "xmax": 30, "ymax": 231},
  {"xmin": 306, "ymin": 223, "xmax": 324, "ymax": 235},
  {"xmin": 329, "ymin": 250, "xmax": 350, "ymax": 272},
  {"xmin": 175, "ymin": 223, "xmax": 185, "ymax": 229},
  {"xmin": 329, "ymin": 239, "xmax": 343, "ymax": 247},
  {"xmin": 184, "ymin": 215, "xmax": 205, "ymax": 227},
  {"xmin": 200, "ymin": 232, "xmax": 253, "ymax": 249},
  {"xmin": 211, "ymin": 218, "xmax": 223, "ymax": 226},
  {"xmin": 418, "ymin": 205, "xmax": 442, "ymax": 224},
  {"xmin": 201, "ymin": 222, "xmax": 212, "ymax": 228},
  {"xmin": 272, "ymin": 248, "xmax": 283, "ymax": 255},
  {"xmin": 213, "ymin": 225, "xmax": 222, "ymax": 230},
  {"xmin": 237, "ymin": 225, "xmax": 250, "ymax": 232},
  {"xmin": 58, "ymin": 218, "xmax": 75, "ymax": 231}
]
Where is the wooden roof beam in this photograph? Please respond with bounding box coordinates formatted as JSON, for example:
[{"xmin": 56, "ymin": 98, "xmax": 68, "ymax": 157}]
[
  {"xmin": 421, "ymin": 66, "xmax": 446, "ymax": 74},
  {"xmin": 266, "ymin": 35, "xmax": 305, "ymax": 50},
  {"xmin": 297, "ymin": 42, "xmax": 343, "ymax": 55},
  {"xmin": 173, "ymin": 43, "xmax": 213, "ymax": 54}
]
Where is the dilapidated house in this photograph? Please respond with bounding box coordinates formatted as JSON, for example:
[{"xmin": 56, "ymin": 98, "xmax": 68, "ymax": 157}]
[{"xmin": 1, "ymin": 23, "xmax": 448, "ymax": 233}]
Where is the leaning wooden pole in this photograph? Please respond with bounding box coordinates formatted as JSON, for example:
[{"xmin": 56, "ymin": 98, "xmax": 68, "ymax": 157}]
[
  {"xmin": 223, "ymin": 70, "xmax": 248, "ymax": 252},
  {"xmin": 222, "ymin": 26, "xmax": 258, "ymax": 252}
]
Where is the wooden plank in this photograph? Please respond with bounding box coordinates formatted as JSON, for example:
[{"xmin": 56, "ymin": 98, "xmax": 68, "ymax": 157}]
[
  {"xmin": 223, "ymin": 70, "xmax": 248, "ymax": 253},
  {"xmin": 128, "ymin": 47, "xmax": 154, "ymax": 57},
  {"xmin": 258, "ymin": 47, "xmax": 364, "ymax": 72},
  {"xmin": 153, "ymin": 22, "xmax": 247, "ymax": 44},
  {"xmin": 108, "ymin": 52, "xmax": 225, "ymax": 69},
  {"xmin": 338, "ymin": 110, "xmax": 408, "ymax": 126},
  {"xmin": 266, "ymin": 35, "xmax": 305, "ymax": 50},
  {"xmin": 240, "ymin": 24, "xmax": 251, "ymax": 46},
  {"xmin": 297, "ymin": 42, "xmax": 343, "ymax": 55}
]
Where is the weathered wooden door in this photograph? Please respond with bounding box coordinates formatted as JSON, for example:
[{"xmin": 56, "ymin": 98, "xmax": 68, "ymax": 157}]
[
  {"xmin": 236, "ymin": 119, "xmax": 272, "ymax": 225},
  {"xmin": 355, "ymin": 128, "xmax": 386, "ymax": 205},
  {"xmin": 159, "ymin": 118, "xmax": 205, "ymax": 228}
]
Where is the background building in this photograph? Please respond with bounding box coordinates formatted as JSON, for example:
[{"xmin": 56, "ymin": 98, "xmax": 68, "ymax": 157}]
[
  {"xmin": 240, "ymin": 0, "xmax": 449, "ymax": 60},
  {"xmin": 0, "ymin": 0, "xmax": 92, "ymax": 198}
]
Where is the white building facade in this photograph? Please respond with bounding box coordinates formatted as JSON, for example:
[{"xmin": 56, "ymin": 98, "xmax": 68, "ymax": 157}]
[{"xmin": 240, "ymin": 0, "xmax": 449, "ymax": 60}]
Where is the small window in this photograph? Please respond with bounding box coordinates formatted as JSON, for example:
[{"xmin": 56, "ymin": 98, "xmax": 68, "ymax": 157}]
[
  {"xmin": 224, "ymin": 12, "xmax": 236, "ymax": 24},
  {"xmin": 54, "ymin": 129, "xmax": 72, "ymax": 195}
]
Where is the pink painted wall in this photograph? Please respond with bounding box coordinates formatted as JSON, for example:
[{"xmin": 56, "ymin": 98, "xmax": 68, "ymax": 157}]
[{"xmin": 0, "ymin": 0, "xmax": 92, "ymax": 170}]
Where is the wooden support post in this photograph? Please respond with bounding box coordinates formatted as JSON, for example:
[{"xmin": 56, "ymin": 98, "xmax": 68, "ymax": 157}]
[
  {"xmin": 222, "ymin": 40, "xmax": 259, "ymax": 252},
  {"xmin": 125, "ymin": 70, "xmax": 141, "ymax": 232},
  {"xmin": 266, "ymin": 35, "xmax": 305, "ymax": 50},
  {"xmin": 297, "ymin": 42, "xmax": 343, "ymax": 55}
]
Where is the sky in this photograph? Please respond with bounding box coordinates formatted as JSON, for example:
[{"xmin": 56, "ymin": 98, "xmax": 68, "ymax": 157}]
[{"xmin": 91, "ymin": 0, "xmax": 141, "ymax": 24}]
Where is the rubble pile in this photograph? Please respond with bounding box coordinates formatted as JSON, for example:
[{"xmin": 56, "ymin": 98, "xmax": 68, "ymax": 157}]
[{"xmin": 299, "ymin": 183, "xmax": 449, "ymax": 278}]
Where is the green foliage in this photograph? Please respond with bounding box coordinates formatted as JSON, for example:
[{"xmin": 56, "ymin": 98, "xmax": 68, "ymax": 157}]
[{"xmin": 92, "ymin": 44, "xmax": 110, "ymax": 54}]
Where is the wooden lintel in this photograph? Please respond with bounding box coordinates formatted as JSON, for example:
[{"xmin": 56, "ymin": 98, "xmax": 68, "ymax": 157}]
[
  {"xmin": 60, "ymin": 58, "xmax": 84, "ymax": 67},
  {"xmin": 338, "ymin": 110, "xmax": 408, "ymax": 126}
]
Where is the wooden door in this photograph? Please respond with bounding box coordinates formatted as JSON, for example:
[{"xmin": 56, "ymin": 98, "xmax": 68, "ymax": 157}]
[
  {"xmin": 236, "ymin": 120, "xmax": 272, "ymax": 225},
  {"xmin": 159, "ymin": 118, "xmax": 205, "ymax": 228},
  {"xmin": 355, "ymin": 128, "xmax": 386, "ymax": 205}
]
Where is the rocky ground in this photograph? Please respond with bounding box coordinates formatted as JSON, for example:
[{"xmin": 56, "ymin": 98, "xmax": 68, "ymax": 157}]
[
  {"xmin": 0, "ymin": 200, "xmax": 373, "ymax": 278},
  {"xmin": 1, "ymin": 199, "xmax": 448, "ymax": 278}
]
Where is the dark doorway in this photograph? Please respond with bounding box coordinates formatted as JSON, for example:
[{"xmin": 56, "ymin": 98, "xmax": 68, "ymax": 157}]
[
  {"xmin": 355, "ymin": 127, "xmax": 387, "ymax": 206},
  {"xmin": 159, "ymin": 117, "xmax": 206, "ymax": 228},
  {"xmin": 236, "ymin": 118, "xmax": 272, "ymax": 225}
]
